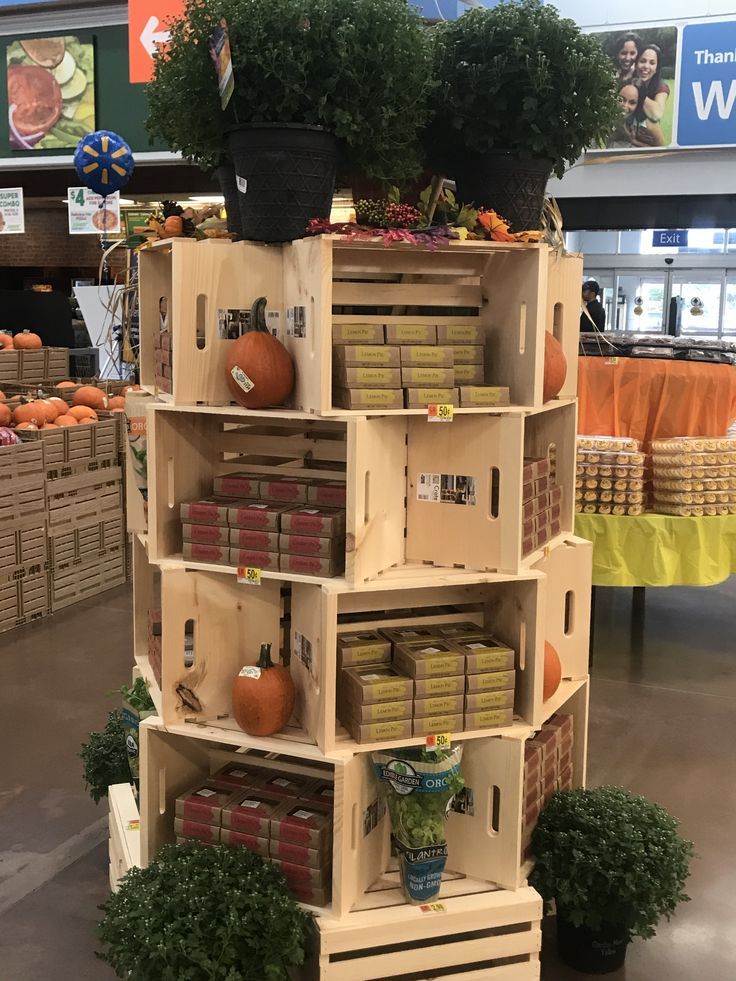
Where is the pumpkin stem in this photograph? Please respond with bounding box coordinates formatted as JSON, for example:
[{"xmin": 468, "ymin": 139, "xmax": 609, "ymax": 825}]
[
  {"xmin": 249, "ymin": 296, "xmax": 269, "ymax": 333},
  {"xmin": 257, "ymin": 643, "xmax": 274, "ymax": 669}
]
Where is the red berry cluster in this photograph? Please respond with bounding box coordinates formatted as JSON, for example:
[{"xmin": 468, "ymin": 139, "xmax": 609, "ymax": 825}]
[{"xmin": 385, "ymin": 202, "xmax": 422, "ymax": 228}]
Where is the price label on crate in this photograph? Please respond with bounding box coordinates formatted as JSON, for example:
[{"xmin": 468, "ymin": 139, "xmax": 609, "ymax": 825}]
[
  {"xmin": 427, "ymin": 403, "xmax": 453, "ymax": 423},
  {"xmin": 237, "ymin": 566, "xmax": 262, "ymax": 586},
  {"xmin": 420, "ymin": 902, "xmax": 447, "ymax": 914},
  {"xmin": 425, "ymin": 732, "xmax": 452, "ymax": 750}
]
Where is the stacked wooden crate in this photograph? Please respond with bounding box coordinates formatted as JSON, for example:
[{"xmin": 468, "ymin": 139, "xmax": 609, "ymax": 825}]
[
  {"xmin": 0, "ymin": 346, "xmax": 69, "ymax": 387},
  {"xmin": 129, "ymin": 236, "xmax": 592, "ymax": 980}
]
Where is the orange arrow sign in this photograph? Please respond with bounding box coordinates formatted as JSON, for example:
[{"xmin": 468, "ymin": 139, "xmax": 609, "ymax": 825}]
[{"xmin": 128, "ymin": 0, "xmax": 184, "ymax": 83}]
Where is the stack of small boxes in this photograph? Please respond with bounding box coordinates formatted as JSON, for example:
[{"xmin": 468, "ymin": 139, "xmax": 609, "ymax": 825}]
[
  {"xmin": 147, "ymin": 608, "xmax": 162, "ymax": 689},
  {"xmin": 521, "ymin": 456, "xmax": 563, "ymax": 555},
  {"xmin": 174, "ymin": 762, "xmax": 334, "ymax": 906},
  {"xmin": 651, "ymin": 436, "xmax": 736, "ymax": 516},
  {"xmin": 154, "ymin": 329, "xmax": 172, "ymax": 394},
  {"xmin": 337, "ymin": 622, "xmax": 516, "ymax": 743},
  {"xmin": 521, "ymin": 713, "xmax": 574, "ymax": 860},
  {"xmin": 180, "ymin": 475, "xmax": 346, "ymax": 577},
  {"xmin": 576, "ymin": 436, "xmax": 647, "ymax": 516},
  {"xmin": 332, "ymin": 322, "xmax": 510, "ymax": 410}
]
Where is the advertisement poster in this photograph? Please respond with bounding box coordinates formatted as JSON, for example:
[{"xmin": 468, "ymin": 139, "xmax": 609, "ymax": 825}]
[
  {"xmin": 593, "ymin": 26, "xmax": 679, "ymax": 150},
  {"xmin": 0, "ymin": 187, "xmax": 24, "ymax": 233},
  {"xmin": 677, "ymin": 21, "xmax": 736, "ymax": 146},
  {"xmin": 7, "ymin": 36, "xmax": 95, "ymax": 150},
  {"xmin": 68, "ymin": 187, "xmax": 120, "ymax": 234}
]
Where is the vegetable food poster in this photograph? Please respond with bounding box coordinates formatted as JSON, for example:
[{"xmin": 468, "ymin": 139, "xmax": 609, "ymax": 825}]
[{"xmin": 7, "ymin": 36, "xmax": 95, "ymax": 150}]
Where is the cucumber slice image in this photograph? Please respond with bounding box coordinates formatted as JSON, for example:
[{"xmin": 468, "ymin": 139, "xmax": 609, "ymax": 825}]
[
  {"xmin": 53, "ymin": 51, "xmax": 77, "ymax": 86},
  {"xmin": 61, "ymin": 68, "xmax": 87, "ymax": 101}
]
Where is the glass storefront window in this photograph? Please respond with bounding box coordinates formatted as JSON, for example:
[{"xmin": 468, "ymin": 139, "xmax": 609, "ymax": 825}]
[
  {"xmin": 615, "ymin": 273, "xmax": 667, "ymax": 332},
  {"xmin": 671, "ymin": 276, "xmax": 722, "ymax": 337}
]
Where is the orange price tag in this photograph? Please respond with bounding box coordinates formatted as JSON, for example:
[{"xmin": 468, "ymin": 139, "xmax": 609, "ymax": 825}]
[
  {"xmin": 427, "ymin": 403, "xmax": 454, "ymax": 422},
  {"xmin": 425, "ymin": 732, "xmax": 452, "ymax": 750},
  {"xmin": 237, "ymin": 566, "xmax": 262, "ymax": 586},
  {"xmin": 420, "ymin": 902, "xmax": 447, "ymax": 913}
]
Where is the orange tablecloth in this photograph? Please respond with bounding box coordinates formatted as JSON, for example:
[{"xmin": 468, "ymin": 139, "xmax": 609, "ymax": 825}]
[{"xmin": 578, "ymin": 357, "xmax": 736, "ymax": 447}]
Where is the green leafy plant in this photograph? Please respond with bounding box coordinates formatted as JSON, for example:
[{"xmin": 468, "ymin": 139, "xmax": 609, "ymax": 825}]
[
  {"xmin": 79, "ymin": 710, "xmax": 131, "ymax": 804},
  {"xmin": 116, "ymin": 676, "xmax": 155, "ymax": 713},
  {"xmin": 530, "ymin": 786, "xmax": 694, "ymax": 940},
  {"xmin": 98, "ymin": 842, "xmax": 312, "ymax": 980},
  {"xmin": 427, "ymin": 0, "xmax": 621, "ymax": 177}
]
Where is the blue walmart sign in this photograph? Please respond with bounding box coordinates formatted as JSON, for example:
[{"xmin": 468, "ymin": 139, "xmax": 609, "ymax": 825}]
[{"xmin": 678, "ymin": 21, "xmax": 736, "ymax": 146}]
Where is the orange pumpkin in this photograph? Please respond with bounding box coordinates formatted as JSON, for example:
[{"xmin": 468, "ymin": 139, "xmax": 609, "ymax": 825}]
[
  {"xmin": 107, "ymin": 395, "xmax": 125, "ymax": 410},
  {"xmin": 77, "ymin": 417, "xmax": 97, "ymax": 425},
  {"xmin": 56, "ymin": 381, "xmax": 76, "ymax": 390},
  {"xmin": 0, "ymin": 333, "xmax": 13, "ymax": 350},
  {"xmin": 0, "ymin": 403, "xmax": 11, "ymax": 427},
  {"xmin": 13, "ymin": 331, "xmax": 42, "ymax": 350},
  {"xmin": 41, "ymin": 422, "xmax": 59, "ymax": 430},
  {"xmin": 49, "ymin": 397, "xmax": 68, "ymax": 416},
  {"xmin": 15, "ymin": 421, "xmax": 38, "ymax": 430},
  {"xmin": 164, "ymin": 215, "xmax": 184, "ymax": 237},
  {"xmin": 0, "ymin": 389, "xmax": 5, "ymax": 399},
  {"xmin": 225, "ymin": 297, "xmax": 294, "ymax": 409},
  {"xmin": 122, "ymin": 384, "xmax": 142, "ymax": 396},
  {"xmin": 67, "ymin": 405, "xmax": 97, "ymax": 422},
  {"xmin": 13, "ymin": 401, "xmax": 47, "ymax": 426},
  {"xmin": 73, "ymin": 385, "xmax": 108, "ymax": 410},
  {"xmin": 40, "ymin": 398, "xmax": 60, "ymax": 421},
  {"xmin": 232, "ymin": 644, "xmax": 295, "ymax": 737},
  {"xmin": 543, "ymin": 640, "xmax": 562, "ymax": 701},
  {"xmin": 55, "ymin": 415, "xmax": 78, "ymax": 427},
  {"xmin": 543, "ymin": 332, "xmax": 567, "ymax": 402}
]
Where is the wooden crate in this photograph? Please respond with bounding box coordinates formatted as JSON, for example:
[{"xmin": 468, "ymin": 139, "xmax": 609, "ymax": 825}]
[
  {"xmin": 18, "ymin": 418, "xmax": 118, "ymax": 471},
  {"xmin": 0, "ymin": 519, "xmax": 47, "ymax": 570},
  {"xmin": 0, "ymin": 347, "xmax": 69, "ymax": 384},
  {"xmin": 46, "ymin": 467, "xmax": 124, "ymax": 530},
  {"xmin": 132, "ymin": 533, "xmax": 163, "ymax": 715},
  {"xmin": 0, "ymin": 577, "xmax": 19, "ymax": 634},
  {"xmin": 0, "ymin": 473, "xmax": 45, "ymax": 524},
  {"xmin": 50, "ymin": 549, "xmax": 127, "ymax": 611},
  {"xmin": 532, "ymin": 536, "xmax": 592, "ymax": 682},
  {"xmin": 108, "ymin": 783, "xmax": 141, "ymax": 892},
  {"xmin": 49, "ymin": 513, "xmax": 126, "ymax": 570},
  {"xmin": 138, "ymin": 238, "xmax": 283, "ymax": 405},
  {"xmin": 0, "ymin": 439, "xmax": 44, "ymax": 481},
  {"xmin": 19, "ymin": 567, "xmax": 48, "ymax": 621}
]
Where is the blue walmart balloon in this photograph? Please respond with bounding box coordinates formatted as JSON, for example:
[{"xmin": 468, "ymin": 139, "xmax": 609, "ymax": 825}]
[{"xmin": 74, "ymin": 130, "xmax": 135, "ymax": 197}]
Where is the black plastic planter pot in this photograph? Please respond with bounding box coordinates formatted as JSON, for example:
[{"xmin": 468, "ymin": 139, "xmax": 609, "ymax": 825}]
[
  {"xmin": 556, "ymin": 915, "xmax": 630, "ymax": 974},
  {"xmin": 214, "ymin": 160, "xmax": 244, "ymax": 240},
  {"xmin": 227, "ymin": 124, "xmax": 337, "ymax": 243},
  {"xmin": 451, "ymin": 153, "xmax": 553, "ymax": 232}
]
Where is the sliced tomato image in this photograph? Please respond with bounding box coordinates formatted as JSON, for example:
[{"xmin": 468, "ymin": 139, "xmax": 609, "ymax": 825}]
[{"xmin": 8, "ymin": 64, "xmax": 62, "ymax": 138}]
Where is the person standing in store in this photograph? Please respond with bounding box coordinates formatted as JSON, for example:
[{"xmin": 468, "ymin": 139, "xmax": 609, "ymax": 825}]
[{"xmin": 581, "ymin": 281, "xmax": 606, "ymax": 331}]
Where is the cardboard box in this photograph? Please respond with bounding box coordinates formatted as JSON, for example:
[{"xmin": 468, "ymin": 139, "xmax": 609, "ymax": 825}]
[
  {"xmin": 270, "ymin": 799, "xmax": 333, "ymax": 850},
  {"xmin": 260, "ymin": 773, "xmax": 318, "ymax": 801},
  {"xmin": 464, "ymin": 707, "xmax": 514, "ymax": 730},
  {"xmin": 523, "ymin": 457, "xmax": 550, "ymax": 483},
  {"xmin": 333, "ymin": 388, "xmax": 403, "ymax": 410},
  {"xmin": 332, "ymin": 323, "xmax": 385, "ymax": 344},
  {"xmin": 413, "ymin": 693, "xmax": 465, "ymax": 717},
  {"xmin": 220, "ymin": 829, "xmax": 270, "ymax": 855},
  {"xmin": 341, "ymin": 695, "xmax": 413, "ymax": 723},
  {"xmin": 413, "ymin": 674, "xmax": 465, "ymax": 698},
  {"xmin": 404, "ymin": 387, "xmax": 459, "ymax": 408},
  {"xmin": 259, "ymin": 477, "xmax": 310, "ymax": 504},
  {"xmin": 401, "ymin": 366, "xmax": 455, "ymax": 387},
  {"xmin": 345, "ymin": 716, "xmax": 413, "ymax": 744},
  {"xmin": 453, "ymin": 363, "xmax": 484, "ymax": 385},
  {"xmin": 334, "ymin": 366, "xmax": 402, "ymax": 389},
  {"xmin": 183, "ymin": 542, "xmax": 229, "ymax": 564},
  {"xmin": 465, "ymin": 669, "xmax": 516, "ymax": 693},
  {"xmin": 173, "ymin": 817, "xmax": 221, "ymax": 844},
  {"xmin": 534, "ymin": 475, "xmax": 549, "ymax": 496},
  {"xmin": 337, "ymin": 631, "xmax": 392, "ymax": 668},
  {"xmin": 281, "ymin": 505, "xmax": 345, "ymax": 538},
  {"xmin": 453, "ymin": 636, "xmax": 515, "ymax": 674},
  {"xmin": 451, "ymin": 345, "xmax": 484, "ymax": 364},
  {"xmin": 279, "ymin": 533, "xmax": 339, "ymax": 558},
  {"xmin": 278, "ymin": 552, "xmax": 342, "ymax": 577},
  {"xmin": 544, "ymin": 713, "xmax": 574, "ymax": 741},
  {"xmin": 229, "ymin": 548, "xmax": 280, "ymax": 570},
  {"xmin": 549, "ymin": 485, "xmax": 563, "ymax": 506},
  {"xmin": 175, "ymin": 783, "xmax": 233, "ymax": 825},
  {"xmin": 179, "ymin": 499, "xmax": 231, "ymax": 525},
  {"xmin": 524, "ymin": 743, "xmax": 543, "ymax": 775},
  {"xmin": 527, "ymin": 729, "xmax": 557, "ymax": 764},
  {"xmin": 182, "ymin": 523, "xmax": 230, "ymax": 545},
  {"xmin": 228, "ymin": 502, "xmax": 289, "ymax": 531},
  {"xmin": 400, "ymin": 345, "xmax": 454, "ymax": 366},
  {"xmin": 341, "ymin": 665, "xmax": 414, "ymax": 704},
  {"xmin": 221, "ymin": 792, "xmax": 284, "ymax": 836},
  {"xmin": 385, "ymin": 324, "xmax": 437, "ymax": 345},
  {"xmin": 211, "ymin": 763, "xmax": 266, "ymax": 791},
  {"xmin": 273, "ymin": 858, "xmax": 331, "ymax": 889},
  {"xmin": 458, "ymin": 386, "xmax": 511, "ymax": 407},
  {"xmin": 270, "ymin": 838, "xmax": 330, "ymax": 870},
  {"xmin": 413, "ymin": 713, "xmax": 464, "ymax": 736},
  {"xmin": 299, "ymin": 780, "xmax": 336, "ymax": 807},
  {"xmin": 464, "ymin": 688, "xmax": 515, "ymax": 713},
  {"xmin": 213, "ymin": 473, "xmax": 262, "ymax": 499},
  {"xmin": 393, "ymin": 640, "xmax": 465, "ymax": 679},
  {"xmin": 228, "ymin": 528, "xmax": 280, "ymax": 551},
  {"xmin": 332, "ymin": 344, "xmax": 399, "ymax": 366},
  {"xmin": 436, "ymin": 620, "xmax": 484, "ymax": 639},
  {"xmin": 437, "ymin": 324, "xmax": 483, "ymax": 344},
  {"xmin": 307, "ymin": 480, "xmax": 347, "ymax": 507},
  {"xmin": 380, "ymin": 625, "xmax": 444, "ymax": 647}
]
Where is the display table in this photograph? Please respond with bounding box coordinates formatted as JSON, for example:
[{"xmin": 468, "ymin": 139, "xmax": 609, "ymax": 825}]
[
  {"xmin": 578, "ymin": 357, "xmax": 736, "ymax": 447},
  {"xmin": 574, "ymin": 512, "xmax": 736, "ymax": 587}
]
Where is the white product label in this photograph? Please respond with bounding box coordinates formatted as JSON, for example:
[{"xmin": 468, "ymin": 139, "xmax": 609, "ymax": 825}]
[
  {"xmin": 196, "ymin": 788, "xmax": 217, "ymax": 798},
  {"xmin": 361, "ymin": 673, "xmax": 383, "ymax": 681},
  {"xmin": 293, "ymin": 809, "xmax": 315, "ymax": 820},
  {"xmin": 416, "ymin": 472, "xmax": 477, "ymax": 506},
  {"xmin": 272, "ymin": 778, "xmax": 292, "ymax": 787},
  {"xmin": 302, "ymin": 509, "xmax": 320, "ymax": 515},
  {"xmin": 251, "ymin": 504, "xmax": 268, "ymax": 509},
  {"xmin": 239, "ymin": 666, "xmax": 261, "ymax": 679},
  {"xmin": 238, "ymin": 799, "xmax": 262, "ymax": 809},
  {"xmin": 286, "ymin": 305, "xmax": 307, "ymax": 338},
  {"xmin": 466, "ymin": 642, "xmax": 488, "ymax": 650},
  {"xmin": 421, "ymin": 646, "xmax": 442, "ymax": 654},
  {"xmin": 231, "ymin": 365, "xmax": 254, "ymax": 393},
  {"xmin": 236, "ymin": 176, "xmax": 247, "ymax": 194},
  {"xmin": 229, "ymin": 769, "xmax": 248, "ymax": 777},
  {"xmin": 266, "ymin": 309, "xmax": 281, "ymax": 337}
]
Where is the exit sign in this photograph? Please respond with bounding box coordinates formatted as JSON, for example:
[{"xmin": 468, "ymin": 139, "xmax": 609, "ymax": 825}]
[{"xmin": 652, "ymin": 229, "xmax": 689, "ymax": 248}]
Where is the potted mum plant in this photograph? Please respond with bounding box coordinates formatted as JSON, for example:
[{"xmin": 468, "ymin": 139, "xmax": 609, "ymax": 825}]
[
  {"xmin": 427, "ymin": 0, "xmax": 620, "ymax": 230},
  {"xmin": 530, "ymin": 786, "xmax": 694, "ymax": 974},
  {"xmin": 98, "ymin": 842, "xmax": 312, "ymax": 980}
]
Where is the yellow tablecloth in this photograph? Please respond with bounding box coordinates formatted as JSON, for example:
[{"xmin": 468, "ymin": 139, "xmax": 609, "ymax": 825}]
[{"xmin": 574, "ymin": 513, "xmax": 736, "ymax": 587}]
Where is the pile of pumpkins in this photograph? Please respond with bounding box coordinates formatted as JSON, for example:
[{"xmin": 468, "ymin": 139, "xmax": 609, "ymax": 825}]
[{"xmin": 0, "ymin": 382, "xmax": 140, "ymax": 432}]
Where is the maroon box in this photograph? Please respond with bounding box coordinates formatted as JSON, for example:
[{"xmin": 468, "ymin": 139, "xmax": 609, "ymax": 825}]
[
  {"xmin": 279, "ymin": 552, "xmax": 342, "ymax": 577},
  {"xmin": 527, "ymin": 729, "xmax": 557, "ymax": 765},
  {"xmin": 549, "ymin": 484, "xmax": 563, "ymax": 506},
  {"xmin": 156, "ymin": 376, "xmax": 172, "ymax": 394},
  {"xmin": 272, "ymin": 858, "xmax": 330, "ymax": 888},
  {"xmin": 533, "ymin": 491, "xmax": 550, "ymax": 515},
  {"xmin": 280, "ymin": 505, "xmax": 345, "ymax": 538},
  {"xmin": 270, "ymin": 799, "xmax": 333, "ymax": 849},
  {"xmin": 525, "ymin": 783, "xmax": 542, "ymax": 810},
  {"xmin": 260, "ymin": 773, "xmax": 318, "ymax": 801},
  {"xmin": 183, "ymin": 542, "xmax": 229, "ymax": 563},
  {"xmin": 544, "ymin": 713, "xmax": 573, "ymax": 740},
  {"xmin": 220, "ymin": 829, "xmax": 269, "ymax": 856},
  {"xmin": 182, "ymin": 523, "xmax": 230, "ymax": 545},
  {"xmin": 550, "ymin": 518, "xmax": 562, "ymax": 536},
  {"xmin": 522, "ymin": 499, "xmax": 536, "ymax": 522},
  {"xmin": 222, "ymin": 790, "xmax": 284, "ymax": 837},
  {"xmin": 211, "ymin": 763, "xmax": 266, "ymax": 791},
  {"xmin": 522, "ymin": 480, "xmax": 534, "ymax": 503},
  {"xmin": 524, "ymin": 743, "xmax": 543, "ymax": 775},
  {"xmin": 270, "ymin": 838, "xmax": 328, "ymax": 870},
  {"xmin": 213, "ymin": 472, "xmax": 262, "ymax": 499},
  {"xmin": 229, "ymin": 548, "xmax": 279, "ymax": 570},
  {"xmin": 308, "ymin": 480, "xmax": 347, "ymax": 507},
  {"xmin": 533, "ymin": 475, "xmax": 549, "ymax": 496},
  {"xmin": 175, "ymin": 783, "xmax": 233, "ymax": 825},
  {"xmin": 558, "ymin": 765, "xmax": 574, "ymax": 790},
  {"xmin": 180, "ymin": 499, "xmax": 231, "ymax": 525},
  {"xmin": 549, "ymin": 502, "xmax": 562, "ymax": 523},
  {"xmin": 259, "ymin": 477, "xmax": 310, "ymax": 503},
  {"xmin": 159, "ymin": 330, "xmax": 171, "ymax": 351},
  {"xmin": 299, "ymin": 780, "xmax": 335, "ymax": 807},
  {"xmin": 173, "ymin": 817, "xmax": 220, "ymax": 844},
  {"xmin": 162, "ymin": 364, "xmax": 172, "ymax": 379},
  {"xmin": 522, "ymin": 457, "xmax": 550, "ymax": 483},
  {"xmin": 228, "ymin": 502, "xmax": 289, "ymax": 531},
  {"xmin": 279, "ymin": 533, "xmax": 338, "ymax": 558},
  {"xmin": 229, "ymin": 528, "xmax": 280, "ymax": 551}
]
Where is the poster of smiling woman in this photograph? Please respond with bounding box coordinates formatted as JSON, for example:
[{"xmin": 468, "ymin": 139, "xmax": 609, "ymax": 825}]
[{"xmin": 593, "ymin": 26, "xmax": 679, "ymax": 150}]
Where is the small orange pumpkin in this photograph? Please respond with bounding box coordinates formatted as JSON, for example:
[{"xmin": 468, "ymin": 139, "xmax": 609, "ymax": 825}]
[
  {"xmin": 41, "ymin": 422, "xmax": 59, "ymax": 430},
  {"xmin": 543, "ymin": 640, "xmax": 562, "ymax": 702},
  {"xmin": 0, "ymin": 333, "xmax": 13, "ymax": 350},
  {"xmin": 15, "ymin": 421, "xmax": 38, "ymax": 430},
  {"xmin": 0, "ymin": 403, "xmax": 11, "ymax": 427},
  {"xmin": 73, "ymin": 385, "xmax": 108, "ymax": 410},
  {"xmin": 122, "ymin": 384, "xmax": 142, "ymax": 396},
  {"xmin": 68, "ymin": 405, "xmax": 97, "ymax": 422},
  {"xmin": 49, "ymin": 397, "xmax": 68, "ymax": 416},
  {"xmin": 13, "ymin": 331, "xmax": 42, "ymax": 350},
  {"xmin": 232, "ymin": 643, "xmax": 295, "ymax": 737},
  {"xmin": 164, "ymin": 215, "xmax": 184, "ymax": 237},
  {"xmin": 543, "ymin": 332, "xmax": 567, "ymax": 402},
  {"xmin": 77, "ymin": 417, "xmax": 97, "ymax": 425},
  {"xmin": 56, "ymin": 381, "xmax": 77, "ymax": 390},
  {"xmin": 40, "ymin": 399, "xmax": 60, "ymax": 422},
  {"xmin": 225, "ymin": 297, "xmax": 294, "ymax": 409},
  {"xmin": 13, "ymin": 401, "xmax": 46, "ymax": 426},
  {"xmin": 55, "ymin": 415, "xmax": 78, "ymax": 427},
  {"xmin": 107, "ymin": 395, "xmax": 125, "ymax": 410}
]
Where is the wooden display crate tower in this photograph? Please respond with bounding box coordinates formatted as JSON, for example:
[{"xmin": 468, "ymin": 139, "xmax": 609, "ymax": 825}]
[{"xmin": 127, "ymin": 237, "xmax": 591, "ymax": 981}]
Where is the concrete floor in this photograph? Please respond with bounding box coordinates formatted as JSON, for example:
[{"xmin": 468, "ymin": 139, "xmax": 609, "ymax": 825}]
[{"xmin": 0, "ymin": 580, "xmax": 734, "ymax": 980}]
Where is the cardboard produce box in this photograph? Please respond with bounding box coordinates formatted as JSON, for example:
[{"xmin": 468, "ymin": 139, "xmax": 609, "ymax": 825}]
[
  {"xmin": 413, "ymin": 713, "xmax": 464, "ymax": 736},
  {"xmin": 337, "ymin": 631, "xmax": 392, "ymax": 668},
  {"xmin": 413, "ymin": 693, "xmax": 464, "ymax": 717},
  {"xmin": 220, "ymin": 829, "xmax": 269, "ymax": 855},
  {"xmin": 464, "ymin": 707, "xmax": 514, "ymax": 730},
  {"xmin": 464, "ymin": 688, "xmax": 515, "ymax": 712},
  {"xmin": 465, "ymin": 669, "xmax": 516, "ymax": 693},
  {"xmin": 458, "ymin": 386, "xmax": 511, "ymax": 407},
  {"xmin": 333, "ymin": 366, "xmax": 402, "ymax": 389},
  {"xmin": 436, "ymin": 324, "xmax": 482, "ymax": 344},
  {"xmin": 344, "ymin": 715, "xmax": 413, "ymax": 744},
  {"xmin": 385, "ymin": 324, "xmax": 436, "ymax": 345},
  {"xmin": 453, "ymin": 636, "xmax": 515, "ymax": 674},
  {"xmin": 260, "ymin": 477, "xmax": 311, "ymax": 504},
  {"xmin": 222, "ymin": 790, "xmax": 284, "ymax": 837},
  {"xmin": 379, "ymin": 624, "xmax": 444, "ymax": 647},
  {"xmin": 393, "ymin": 640, "xmax": 465, "ymax": 679},
  {"xmin": 179, "ymin": 498, "xmax": 231, "ymax": 525},
  {"xmin": 228, "ymin": 502, "xmax": 289, "ymax": 531},
  {"xmin": 333, "ymin": 344, "xmax": 399, "ymax": 366},
  {"xmin": 453, "ymin": 363, "xmax": 485, "ymax": 385},
  {"xmin": 270, "ymin": 837, "xmax": 330, "ymax": 870},
  {"xmin": 332, "ymin": 323, "xmax": 385, "ymax": 344},
  {"xmin": 341, "ymin": 695, "xmax": 413, "ymax": 723},
  {"xmin": 404, "ymin": 387, "xmax": 459, "ymax": 408},
  {"xmin": 299, "ymin": 780, "xmax": 335, "ymax": 807},
  {"xmin": 229, "ymin": 528, "xmax": 280, "ymax": 551},
  {"xmin": 173, "ymin": 817, "xmax": 221, "ymax": 844},
  {"xmin": 450, "ymin": 345, "xmax": 484, "ymax": 364},
  {"xmin": 400, "ymin": 345, "xmax": 454, "ymax": 367},
  {"xmin": 182, "ymin": 523, "xmax": 230, "ymax": 545},
  {"xmin": 307, "ymin": 480, "xmax": 347, "ymax": 507},
  {"xmin": 211, "ymin": 763, "xmax": 267, "ymax": 790},
  {"xmin": 174, "ymin": 783, "xmax": 233, "ymax": 825},
  {"xmin": 260, "ymin": 773, "xmax": 319, "ymax": 801},
  {"xmin": 230, "ymin": 548, "xmax": 280, "ymax": 570},
  {"xmin": 182, "ymin": 542, "xmax": 229, "ymax": 563},
  {"xmin": 279, "ymin": 533, "xmax": 340, "ymax": 558},
  {"xmin": 333, "ymin": 388, "xmax": 403, "ymax": 410},
  {"xmin": 279, "ymin": 552, "xmax": 342, "ymax": 577},
  {"xmin": 401, "ymin": 366, "xmax": 455, "ymax": 387},
  {"xmin": 436, "ymin": 621, "xmax": 484, "ymax": 639},
  {"xmin": 270, "ymin": 799, "xmax": 333, "ymax": 850},
  {"xmin": 213, "ymin": 473, "xmax": 263, "ymax": 499},
  {"xmin": 341, "ymin": 665, "xmax": 414, "ymax": 705},
  {"xmin": 281, "ymin": 505, "xmax": 345, "ymax": 537},
  {"xmin": 413, "ymin": 674, "xmax": 465, "ymax": 698}
]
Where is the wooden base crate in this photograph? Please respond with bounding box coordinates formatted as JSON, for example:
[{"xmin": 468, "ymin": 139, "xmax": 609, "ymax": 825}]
[
  {"xmin": 46, "ymin": 467, "xmax": 124, "ymax": 530},
  {"xmin": 0, "ymin": 346, "xmax": 69, "ymax": 385},
  {"xmin": 50, "ymin": 549, "xmax": 127, "ymax": 611},
  {"xmin": 0, "ymin": 439, "xmax": 43, "ymax": 481},
  {"xmin": 0, "ymin": 520, "xmax": 47, "ymax": 571},
  {"xmin": 18, "ymin": 419, "xmax": 119, "ymax": 472},
  {"xmin": 532, "ymin": 536, "xmax": 592, "ymax": 682},
  {"xmin": 108, "ymin": 783, "xmax": 140, "ymax": 892},
  {"xmin": 49, "ymin": 514, "xmax": 126, "ymax": 570}
]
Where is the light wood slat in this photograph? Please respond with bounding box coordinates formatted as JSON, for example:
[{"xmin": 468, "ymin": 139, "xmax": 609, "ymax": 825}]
[{"xmin": 333, "ymin": 281, "xmax": 483, "ymax": 308}]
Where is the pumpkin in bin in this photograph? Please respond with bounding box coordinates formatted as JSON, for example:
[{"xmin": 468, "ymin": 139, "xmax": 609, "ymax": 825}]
[
  {"xmin": 68, "ymin": 405, "xmax": 97, "ymax": 422},
  {"xmin": 543, "ymin": 332, "xmax": 567, "ymax": 402},
  {"xmin": 73, "ymin": 385, "xmax": 107, "ymax": 410},
  {"xmin": 107, "ymin": 395, "xmax": 125, "ymax": 410},
  {"xmin": 0, "ymin": 403, "xmax": 10, "ymax": 427},
  {"xmin": 0, "ymin": 333, "xmax": 13, "ymax": 350},
  {"xmin": 56, "ymin": 381, "xmax": 76, "ymax": 390},
  {"xmin": 225, "ymin": 296, "xmax": 294, "ymax": 409},
  {"xmin": 55, "ymin": 415, "xmax": 78, "ymax": 427},
  {"xmin": 13, "ymin": 331, "xmax": 42, "ymax": 350},
  {"xmin": 13, "ymin": 401, "xmax": 46, "ymax": 426},
  {"xmin": 232, "ymin": 643, "xmax": 295, "ymax": 737},
  {"xmin": 543, "ymin": 640, "xmax": 562, "ymax": 701}
]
